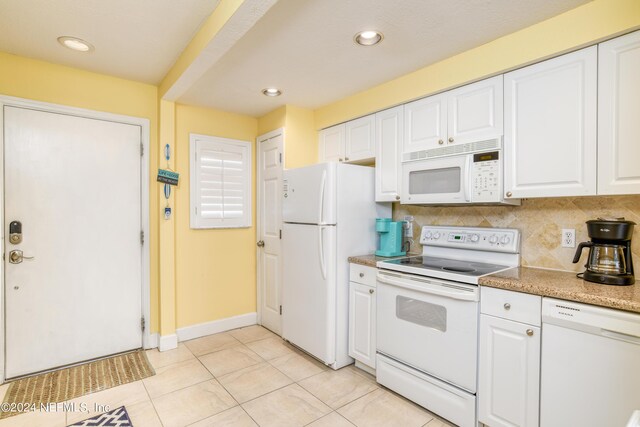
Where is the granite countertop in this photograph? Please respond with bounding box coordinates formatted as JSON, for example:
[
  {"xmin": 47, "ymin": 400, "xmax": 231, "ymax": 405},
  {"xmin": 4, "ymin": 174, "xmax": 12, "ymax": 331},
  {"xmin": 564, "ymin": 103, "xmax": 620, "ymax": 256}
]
[
  {"xmin": 348, "ymin": 253, "xmax": 419, "ymax": 268},
  {"xmin": 479, "ymin": 267, "xmax": 640, "ymax": 314}
]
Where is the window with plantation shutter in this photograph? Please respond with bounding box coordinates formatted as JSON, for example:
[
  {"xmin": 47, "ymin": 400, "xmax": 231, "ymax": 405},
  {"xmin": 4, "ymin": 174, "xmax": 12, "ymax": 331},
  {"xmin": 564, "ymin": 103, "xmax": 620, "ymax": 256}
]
[{"xmin": 190, "ymin": 134, "xmax": 252, "ymax": 228}]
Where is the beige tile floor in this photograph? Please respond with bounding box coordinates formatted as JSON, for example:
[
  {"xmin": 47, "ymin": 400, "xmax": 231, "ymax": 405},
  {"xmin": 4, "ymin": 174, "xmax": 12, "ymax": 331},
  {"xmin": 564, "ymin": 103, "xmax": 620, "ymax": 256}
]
[{"xmin": 0, "ymin": 326, "xmax": 455, "ymax": 427}]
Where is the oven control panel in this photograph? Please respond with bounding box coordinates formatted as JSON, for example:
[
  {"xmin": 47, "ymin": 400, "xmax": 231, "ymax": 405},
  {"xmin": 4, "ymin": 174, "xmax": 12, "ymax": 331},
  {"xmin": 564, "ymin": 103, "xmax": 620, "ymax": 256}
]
[{"xmin": 420, "ymin": 226, "xmax": 520, "ymax": 253}]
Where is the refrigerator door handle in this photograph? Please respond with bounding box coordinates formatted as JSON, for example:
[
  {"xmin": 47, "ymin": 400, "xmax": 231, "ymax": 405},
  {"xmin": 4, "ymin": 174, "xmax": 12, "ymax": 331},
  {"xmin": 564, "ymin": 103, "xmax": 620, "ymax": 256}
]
[
  {"xmin": 318, "ymin": 170, "xmax": 326, "ymax": 224},
  {"xmin": 318, "ymin": 226, "xmax": 327, "ymax": 280}
]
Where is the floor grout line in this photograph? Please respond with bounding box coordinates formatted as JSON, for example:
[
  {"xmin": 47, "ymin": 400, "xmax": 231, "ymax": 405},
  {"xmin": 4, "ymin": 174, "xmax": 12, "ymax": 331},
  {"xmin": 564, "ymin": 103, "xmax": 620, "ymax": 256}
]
[{"xmin": 140, "ymin": 380, "xmax": 166, "ymax": 427}]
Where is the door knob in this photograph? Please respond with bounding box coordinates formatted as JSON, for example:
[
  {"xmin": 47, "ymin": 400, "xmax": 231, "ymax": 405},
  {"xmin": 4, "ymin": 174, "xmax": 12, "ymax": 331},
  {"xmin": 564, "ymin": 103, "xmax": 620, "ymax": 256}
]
[
  {"xmin": 256, "ymin": 240, "xmax": 265, "ymax": 248},
  {"xmin": 9, "ymin": 250, "xmax": 34, "ymax": 264}
]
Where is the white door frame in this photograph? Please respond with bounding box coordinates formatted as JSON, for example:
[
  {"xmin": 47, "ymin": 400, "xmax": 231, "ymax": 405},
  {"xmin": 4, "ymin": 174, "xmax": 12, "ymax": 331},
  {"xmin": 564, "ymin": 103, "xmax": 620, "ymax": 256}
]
[
  {"xmin": 256, "ymin": 128, "xmax": 284, "ymax": 330},
  {"xmin": 0, "ymin": 95, "xmax": 151, "ymax": 382}
]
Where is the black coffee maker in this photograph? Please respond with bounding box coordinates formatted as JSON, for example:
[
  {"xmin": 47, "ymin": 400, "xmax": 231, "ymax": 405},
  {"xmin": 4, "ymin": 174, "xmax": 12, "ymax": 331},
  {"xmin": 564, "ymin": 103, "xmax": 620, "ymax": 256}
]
[{"xmin": 572, "ymin": 218, "xmax": 635, "ymax": 285}]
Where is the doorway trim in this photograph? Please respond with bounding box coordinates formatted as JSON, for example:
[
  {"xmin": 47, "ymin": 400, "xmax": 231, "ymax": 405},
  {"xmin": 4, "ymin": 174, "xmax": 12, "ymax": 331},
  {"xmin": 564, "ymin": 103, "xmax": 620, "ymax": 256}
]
[
  {"xmin": 256, "ymin": 127, "xmax": 285, "ymax": 332},
  {"xmin": 0, "ymin": 95, "xmax": 151, "ymax": 382}
]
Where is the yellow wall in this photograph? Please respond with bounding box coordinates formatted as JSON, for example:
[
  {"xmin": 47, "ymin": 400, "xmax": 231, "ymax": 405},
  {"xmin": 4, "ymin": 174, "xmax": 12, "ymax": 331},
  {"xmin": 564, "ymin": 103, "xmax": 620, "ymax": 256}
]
[
  {"xmin": 257, "ymin": 105, "xmax": 318, "ymax": 169},
  {"xmin": 314, "ymin": 0, "xmax": 640, "ymax": 129},
  {"xmin": 257, "ymin": 105, "xmax": 286, "ymax": 135},
  {"xmin": 174, "ymin": 104, "xmax": 258, "ymax": 327},
  {"xmin": 0, "ymin": 52, "xmax": 161, "ymax": 332},
  {"xmin": 284, "ymin": 105, "xmax": 317, "ymax": 169}
]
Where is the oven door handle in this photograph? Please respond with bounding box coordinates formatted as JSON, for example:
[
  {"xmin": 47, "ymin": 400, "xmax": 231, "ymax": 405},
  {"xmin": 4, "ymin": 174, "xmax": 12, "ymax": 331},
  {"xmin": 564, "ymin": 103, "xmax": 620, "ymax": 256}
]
[{"xmin": 377, "ymin": 273, "xmax": 478, "ymax": 301}]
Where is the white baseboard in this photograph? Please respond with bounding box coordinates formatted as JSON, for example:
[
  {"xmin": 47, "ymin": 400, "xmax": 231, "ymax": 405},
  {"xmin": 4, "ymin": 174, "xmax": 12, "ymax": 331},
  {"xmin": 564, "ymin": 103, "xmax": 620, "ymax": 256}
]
[
  {"xmin": 176, "ymin": 312, "xmax": 257, "ymax": 342},
  {"xmin": 159, "ymin": 334, "xmax": 178, "ymax": 352},
  {"xmin": 147, "ymin": 333, "xmax": 159, "ymax": 349}
]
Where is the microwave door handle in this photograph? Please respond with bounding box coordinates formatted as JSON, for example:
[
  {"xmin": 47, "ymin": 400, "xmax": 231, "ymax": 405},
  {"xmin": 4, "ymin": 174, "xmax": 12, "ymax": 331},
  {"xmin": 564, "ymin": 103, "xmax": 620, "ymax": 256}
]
[{"xmin": 463, "ymin": 155, "xmax": 472, "ymax": 202}]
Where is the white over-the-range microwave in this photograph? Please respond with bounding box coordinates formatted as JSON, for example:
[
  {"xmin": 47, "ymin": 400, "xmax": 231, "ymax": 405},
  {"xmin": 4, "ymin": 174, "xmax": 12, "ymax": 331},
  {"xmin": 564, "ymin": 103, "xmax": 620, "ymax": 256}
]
[{"xmin": 401, "ymin": 138, "xmax": 520, "ymax": 205}]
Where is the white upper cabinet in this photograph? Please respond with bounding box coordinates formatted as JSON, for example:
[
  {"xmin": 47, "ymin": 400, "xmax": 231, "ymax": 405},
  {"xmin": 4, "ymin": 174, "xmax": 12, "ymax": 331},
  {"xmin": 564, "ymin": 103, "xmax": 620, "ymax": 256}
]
[
  {"xmin": 345, "ymin": 114, "xmax": 376, "ymax": 162},
  {"xmin": 403, "ymin": 92, "xmax": 447, "ymax": 153},
  {"xmin": 598, "ymin": 30, "xmax": 640, "ymax": 195},
  {"xmin": 319, "ymin": 123, "xmax": 345, "ymax": 163},
  {"xmin": 447, "ymin": 75, "xmax": 503, "ymax": 145},
  {"xmin": 375, "ymin": 106, "xmax": 403, "ymax": 202},
  {"xmin": 319, "ymin": 115, "xmax": 375, "ymax": 164},
  {"xmin": 403, "ymin": 76, "xmax": 503, "ymax": 155},
  {"xmin": 504, "ymin": 47, "xmax": 597, "ymax": 199}
]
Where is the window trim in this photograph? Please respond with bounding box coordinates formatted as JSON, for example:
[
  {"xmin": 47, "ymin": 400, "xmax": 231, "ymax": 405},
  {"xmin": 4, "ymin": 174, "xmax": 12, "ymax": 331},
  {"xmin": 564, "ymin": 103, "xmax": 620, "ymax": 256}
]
[{"xmin": 189, "ymin": 133, "xmax": 252, "ymax": 229}]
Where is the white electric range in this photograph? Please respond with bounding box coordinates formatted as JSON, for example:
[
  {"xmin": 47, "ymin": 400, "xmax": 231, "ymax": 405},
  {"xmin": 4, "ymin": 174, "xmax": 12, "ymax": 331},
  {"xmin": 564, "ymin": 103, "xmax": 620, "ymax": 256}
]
[{"xmin": 375, "ymin": 225, "xmax": 521, "ymax": 427}]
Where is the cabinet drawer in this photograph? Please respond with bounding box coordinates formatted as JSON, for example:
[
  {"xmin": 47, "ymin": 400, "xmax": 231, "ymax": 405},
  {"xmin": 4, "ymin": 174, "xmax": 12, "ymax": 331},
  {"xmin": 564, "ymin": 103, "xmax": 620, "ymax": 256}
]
[
  {"xmin": 481, "ymin": 287, "xmax": 541, "ymax": 326},
  {"xmin": 349, "ymin": 263, "xmax": 377, "ymax": 287}
]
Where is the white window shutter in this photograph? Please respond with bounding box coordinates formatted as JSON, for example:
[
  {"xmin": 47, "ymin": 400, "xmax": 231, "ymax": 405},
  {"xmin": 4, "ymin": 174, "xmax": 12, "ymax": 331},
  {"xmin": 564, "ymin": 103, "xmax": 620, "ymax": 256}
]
[{"xmin": 190, "ymin": 134, "xmax": 252, "ymax": 229}]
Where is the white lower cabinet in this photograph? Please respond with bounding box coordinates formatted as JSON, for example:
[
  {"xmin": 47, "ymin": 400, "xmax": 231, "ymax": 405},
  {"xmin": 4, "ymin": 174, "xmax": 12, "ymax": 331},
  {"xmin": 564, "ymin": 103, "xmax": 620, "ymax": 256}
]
[
  {"xmin": 348, "ymin": 264, "xmax": 376, "ymax": 370},
  {"xmin": 479, "ymin": 287, "xmax": 541, "ymax": 427}
]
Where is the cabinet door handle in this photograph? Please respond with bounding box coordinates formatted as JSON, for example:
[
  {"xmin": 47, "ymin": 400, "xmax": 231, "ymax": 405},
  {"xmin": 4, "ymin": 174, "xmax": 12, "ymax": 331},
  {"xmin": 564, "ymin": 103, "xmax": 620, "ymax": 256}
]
[
  {"xmin": 359, "ymin": 272, "xmax": 364, "ymax": 278},
  {"xmin": 506, "ymin": 191, "xmax": 512, "ymax": 197},
  {"xmin": 395, "ymin": 195, "xmax": 400, "ymax": 200},
  {"xmin": 448, "ymin": 137, "xmax": 454, "ymax": 143},
  {"xmin": 526, "ymin": 329, "xmax": 534, "ymax": 336},
  {"xmin": 345, "ymin": 157, "xmax": 349, "ymax": 161},
  {"xmin": 369, "ymin": 289, "xmax": 374, "ymax": 294},
  {"xmin": 504, "ymin": 303, "xmax": 511, "ymax": 310},
  {"xmin": 339, "ymin": 158, "xmax": 343, "ymax": 162},
  {"xmin": 438, "ymin": 139, "xmax": 444, "ymax": 145}
]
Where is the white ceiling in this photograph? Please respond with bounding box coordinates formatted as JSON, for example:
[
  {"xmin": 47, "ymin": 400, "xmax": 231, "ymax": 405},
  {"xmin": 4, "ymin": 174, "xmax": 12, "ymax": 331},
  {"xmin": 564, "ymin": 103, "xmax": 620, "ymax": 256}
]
[
  {"xmin": 179, "ymin": 0, "xmax": 592, "ymax": 117},
  {"xmin": 0, "ymin": 0, "xmax": 220, "ymax": 84},
  {"xmin": 0, "ymin": 0, "xmax": 593, "ymax": 115}
]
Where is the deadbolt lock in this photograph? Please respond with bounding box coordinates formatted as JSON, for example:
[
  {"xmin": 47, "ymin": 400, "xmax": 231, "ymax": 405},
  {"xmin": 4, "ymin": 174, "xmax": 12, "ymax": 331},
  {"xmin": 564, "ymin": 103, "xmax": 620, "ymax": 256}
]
[{"xmin": 9, "ymin": 220, "xmax": 22, "ymax": 244}]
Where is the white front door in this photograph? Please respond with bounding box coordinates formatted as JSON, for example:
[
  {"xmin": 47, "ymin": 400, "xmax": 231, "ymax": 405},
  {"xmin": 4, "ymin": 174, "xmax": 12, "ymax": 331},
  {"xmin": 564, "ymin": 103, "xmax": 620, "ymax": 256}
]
[
  {"xmin": 4, "ymin": 106, "xmax": 143, "ymax": 378},
  {"xmin": 257, "ymin": 130, "xmax": 283, "ymax": 335}
]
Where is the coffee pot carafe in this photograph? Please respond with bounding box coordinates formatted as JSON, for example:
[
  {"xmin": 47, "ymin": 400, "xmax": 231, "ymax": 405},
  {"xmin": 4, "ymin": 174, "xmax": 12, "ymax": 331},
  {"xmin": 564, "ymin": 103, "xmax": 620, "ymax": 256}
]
[{"xmin": 572, "ymin": 218, "xmax": 635, "ymax": 285}]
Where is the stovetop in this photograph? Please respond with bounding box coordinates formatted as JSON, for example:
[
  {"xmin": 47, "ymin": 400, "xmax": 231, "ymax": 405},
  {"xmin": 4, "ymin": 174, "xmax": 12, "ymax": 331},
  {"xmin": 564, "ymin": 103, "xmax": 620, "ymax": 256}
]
[
  {"xmin": 384, "ymin": 255, "xmax": 510, "ymax": 277},
  {"xmin": 376, "ymin": 226, "xmax": 521, "ymax": 285}
]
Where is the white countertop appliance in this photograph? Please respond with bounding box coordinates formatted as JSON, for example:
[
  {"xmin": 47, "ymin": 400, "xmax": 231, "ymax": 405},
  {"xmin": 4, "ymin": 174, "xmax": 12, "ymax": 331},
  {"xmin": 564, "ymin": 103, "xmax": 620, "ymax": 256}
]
[
  {"xmin": 376, "ymin": 225, "xmax": 521, "ymax": 427},
  {"xmin": 401, "ymin": 138, "xmax": 520, "ymax": 205},
  {"xmin": 541, "ymin": 298, "xmax": 640, "ymax": 426},
  {"xmin": 282, "ymin": 163, "xmax": 390, "ymax": 369}
]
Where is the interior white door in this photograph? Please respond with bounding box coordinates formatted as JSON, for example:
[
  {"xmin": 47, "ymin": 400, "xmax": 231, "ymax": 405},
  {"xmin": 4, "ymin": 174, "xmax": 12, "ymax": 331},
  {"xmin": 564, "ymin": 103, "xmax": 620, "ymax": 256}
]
[
  {"xmin": 258, "ymin": 131, "xmax": 283, "ymax": 335},
  {"xmin": 4, "ymin": 106, "xmax": 142, "ymax": 378}
]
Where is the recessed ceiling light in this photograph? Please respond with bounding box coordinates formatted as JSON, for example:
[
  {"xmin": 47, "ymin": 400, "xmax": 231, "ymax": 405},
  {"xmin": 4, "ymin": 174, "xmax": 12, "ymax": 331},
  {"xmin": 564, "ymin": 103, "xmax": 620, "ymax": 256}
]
[
  {"xmin": 57, "ymin": 36, "xmax": 94, "ymax": 52},
  {"xmin": 262, "ymin": 88, "xmax": 282, "ymax": 97},
  {"xmin": 354, "ymin": 30, "xmax": 383, "ymax": 46}
]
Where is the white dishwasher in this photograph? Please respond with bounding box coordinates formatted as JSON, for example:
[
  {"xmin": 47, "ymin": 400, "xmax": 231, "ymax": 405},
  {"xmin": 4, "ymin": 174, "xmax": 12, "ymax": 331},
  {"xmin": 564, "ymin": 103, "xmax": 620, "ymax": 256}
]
[{"xmin": 541, "ymin": 298, "xmax": 640, "ymax": 426}]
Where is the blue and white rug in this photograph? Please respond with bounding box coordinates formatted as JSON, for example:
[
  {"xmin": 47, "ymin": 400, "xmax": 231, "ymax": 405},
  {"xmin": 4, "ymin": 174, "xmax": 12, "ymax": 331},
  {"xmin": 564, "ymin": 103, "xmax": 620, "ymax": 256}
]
[{"xmin": 68, "ymin": 406, "xmax": 133, "ymax": 427}]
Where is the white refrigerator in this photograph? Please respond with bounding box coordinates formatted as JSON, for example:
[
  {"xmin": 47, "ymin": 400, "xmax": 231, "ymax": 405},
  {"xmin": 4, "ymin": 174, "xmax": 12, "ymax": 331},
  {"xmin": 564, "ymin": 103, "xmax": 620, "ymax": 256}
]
[{"xmin": 282, "ymin": 163, "xmax": 390, "ymax": 369}]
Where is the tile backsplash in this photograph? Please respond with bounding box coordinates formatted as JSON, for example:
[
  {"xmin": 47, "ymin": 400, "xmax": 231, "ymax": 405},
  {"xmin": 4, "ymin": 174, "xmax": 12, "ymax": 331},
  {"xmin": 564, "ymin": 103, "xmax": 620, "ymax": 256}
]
[{"xmin": 393, "ymin": 195, "xmax": 640, "ymax": 273}]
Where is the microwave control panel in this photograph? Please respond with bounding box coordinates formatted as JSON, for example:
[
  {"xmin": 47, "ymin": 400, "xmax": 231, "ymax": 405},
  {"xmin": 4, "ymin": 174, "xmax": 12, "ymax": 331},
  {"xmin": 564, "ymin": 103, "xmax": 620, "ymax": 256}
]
[{"xmin": 471, "ymin": 151, "xmax": 501, "ymax": 202}]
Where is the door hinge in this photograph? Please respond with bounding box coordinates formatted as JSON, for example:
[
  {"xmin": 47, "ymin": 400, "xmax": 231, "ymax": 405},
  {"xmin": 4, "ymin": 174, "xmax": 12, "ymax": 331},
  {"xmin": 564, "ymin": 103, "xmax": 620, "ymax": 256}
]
[
  {"xmin": 140, "ymin": 143, "xmax": 144, "ymax": 157},
  {"xmin": 140, "ymin": 231, "xmax": 144, "ymax": 245},
  {"xmin": 141, "ymin": 316, "xmax": 146, "ymax": 332},
  {"xmin": 279, "ymin": 152, "xmax": 282, "ymax": 164},
  {"xmin": 279, "ymin": 305, "xmax": 282, "ymax": 315},
  {"xmin": 279, "ymin": 229, "xmax": 282, "ymax": 239}
]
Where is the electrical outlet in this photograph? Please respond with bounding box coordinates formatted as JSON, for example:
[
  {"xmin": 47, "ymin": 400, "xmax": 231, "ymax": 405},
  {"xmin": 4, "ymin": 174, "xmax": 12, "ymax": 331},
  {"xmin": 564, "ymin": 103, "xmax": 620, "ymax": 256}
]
[
  {"xmin": 404, "ymin": 216, "xmax": 414, "ymax": 237},
  {"xmin": 562, "ymin": 229, "xmax": 576, "ymax": 248}
]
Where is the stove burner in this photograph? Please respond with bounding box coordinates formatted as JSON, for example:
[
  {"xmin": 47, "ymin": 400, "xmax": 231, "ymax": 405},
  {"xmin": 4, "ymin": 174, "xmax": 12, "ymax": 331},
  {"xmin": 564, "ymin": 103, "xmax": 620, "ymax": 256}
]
[{"xmin": 442, "ymin": 266, "xmax": 475, "ymax": 273}]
